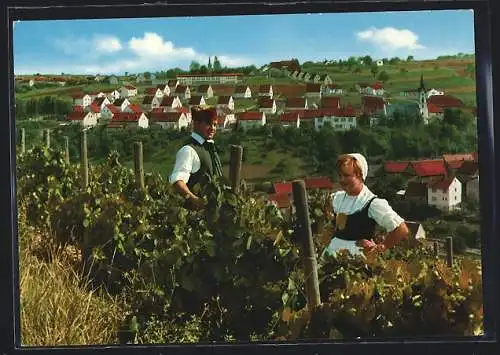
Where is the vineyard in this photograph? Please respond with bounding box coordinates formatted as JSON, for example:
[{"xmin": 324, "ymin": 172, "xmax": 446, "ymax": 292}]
[{"xmin": 17, "ymin": 139, "xmax": 484, "ymax": 345}]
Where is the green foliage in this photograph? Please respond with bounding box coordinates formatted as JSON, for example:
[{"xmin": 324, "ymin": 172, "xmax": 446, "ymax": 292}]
[{"xmin": 17, "ymin": 140, "xmax": 483, "ymax": 343}]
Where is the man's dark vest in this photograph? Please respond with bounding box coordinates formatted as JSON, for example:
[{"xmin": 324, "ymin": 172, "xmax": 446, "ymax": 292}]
[
  {"xmin": 185, "ymin": 137, "xmax": 214, "ymax": 190},
  {"xmin": 333, "ymin": 196, "xmax": 378, "ymax": 241}
]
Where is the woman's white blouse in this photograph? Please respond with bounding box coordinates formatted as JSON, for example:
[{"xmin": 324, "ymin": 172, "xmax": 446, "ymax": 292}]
[{"xmin": 323, "ymin": 184, "xmax": 404, "ymax": 257}]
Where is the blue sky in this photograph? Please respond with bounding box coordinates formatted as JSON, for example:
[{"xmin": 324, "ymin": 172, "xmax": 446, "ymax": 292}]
[{"xmin": 12, "ymin": 9, "xmax": 475, "ymax": 75}]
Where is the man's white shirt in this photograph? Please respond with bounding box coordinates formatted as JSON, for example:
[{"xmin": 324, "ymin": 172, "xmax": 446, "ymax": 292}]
[{"xmin": 169, "ymin": 132, "xmax": 214, "ymax": 184}]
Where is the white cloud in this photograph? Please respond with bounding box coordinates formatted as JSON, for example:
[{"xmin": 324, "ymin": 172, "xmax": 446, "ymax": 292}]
[
  {"xmin": 52, "ymin": 34, "xmax": 122, "ymax": 57},
  {"xmin": 93, "ymin": 35, "xmax": 122, "ymax": 53},
  {"xmin": 128, "ymin": 32, "xmax": 197, "ymax": 59},
  {"xmin": 23, "ymin": 31, "xmax": 254, "ymax": 75},
  {"xmin": 356, "ymin": 27, "xmax": 425, "ymax": 51}
]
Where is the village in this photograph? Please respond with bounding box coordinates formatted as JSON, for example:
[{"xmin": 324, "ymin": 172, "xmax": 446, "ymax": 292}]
[{"xmin": 15, "ymin": 58, "xmax": 480, "ymax": 246}]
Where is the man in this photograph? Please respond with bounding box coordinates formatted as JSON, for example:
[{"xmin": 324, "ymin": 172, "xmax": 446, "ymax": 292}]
[
  {"xmin": 323, "ymin": 153, "xmax": 409, "ymax": 257},
  {"xmin": 169, "ymin": 106, "xmax": 223, "ymax": 208}
]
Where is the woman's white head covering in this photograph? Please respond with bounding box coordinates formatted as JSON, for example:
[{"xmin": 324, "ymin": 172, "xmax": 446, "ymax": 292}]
[{"xmin": 348, "ymin": 153, "xmax": 368, "ymax": 181}]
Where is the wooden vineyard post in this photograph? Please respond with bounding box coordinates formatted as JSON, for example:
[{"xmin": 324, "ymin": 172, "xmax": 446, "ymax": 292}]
[
  {"xmin": 446, "ymin": 236, "xmax": 454, "ymax": 267},
  {"xmin": 64, "ymin": 136, "xmax": 70, "ymax": 165},
  {"xmin": 229, "ymin": 145, "xmax": 243, "ymax": 194},
  {"xmin": 134, "ymin": 141, "xmax": 145, "ymax": 190},
  {"xmin": 80, "ymin": 130, "xmax": 89, "ymax": 188},
  {"xmin": 20, "ymin": 128, "xmax": 25, "ymax": 154},
  {"xmin": 43, "ymin": 129, "xmax": 51, "ymax": 148},
  {"xmin": 433, "ymin": 241, "xmax": 439, "ymax": 258},
  {"xmin": 80, "ymin": 129, "xmax": 91, "ymax": 275},
  {"xmin": 292, "ymin": 180, "xmax": 321, "ymax": 309}
]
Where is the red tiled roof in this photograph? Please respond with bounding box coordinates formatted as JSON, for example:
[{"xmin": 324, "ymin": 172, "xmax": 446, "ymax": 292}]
[
  {"xmin": 384, "ymin": 161, "xmax": 410, "ymax": 173},
  {"xmin": 218, "ymin": 96, "xmax": 232, "ymax": 105},
  {"xmin": 111, "ymin": 112, "xmax": 144, "ymax": 122},
  {"xmin": 175, "ymin": 85, "xmax": 188, "ymax": 93},
  {"xmin": 177, "ymin": 107, "xmax": 190, "ymax": 114},
  {"xmin": 259, "ymin": 84, "xmax": 272, "ymax": 93},
  {"xmin": 73, "ymin": 105, "xmax": 84, "ymax": 112},
  {"xmin": 274, "ymin": 84, "xmax": 306, "ymax": 98},
  {"xmin": 259, "ymin": 97, "xmax": 275, "ymax": 108},
  {"xmin": 286, "ymin": 97, "xmax": 307, "ymax": 108},
  {"xmin": 160, "ymin": 96, "xmax": 176, "ymax": 106},
  {"xmin": 427, "ymin": 95, "xmax": 464, "ymax": 108},
  {"xmin": 145, "ymin": 87, "xmax": 158, "ymax": 95},
  {"xmin": 237, "ymin": 111, "xmax": 263, "ymax": 120},
  {"xmin": 189, "ymin": 95, "xmax": 204, "ymax": 105},
  {"xmin": 268, "ymin": 192, "xmax": 292, "ymax": 209},
  {"xmin": 89, "ymin": 103, "xmax": 101, "ymax": 113},
  {"xmin": 428, "ymin": 102, "xmax": 442, "ymax": 114},
  {"xmin": 279, "ymin": 112, "xmax": 300, "ymax": 122},
  {"xmin": 305, "ymin": 83, "xmax": 322, "ymax": 93},
  {"xmin": 211, "ymin": 84, "xmax": 235, "ymax": 96},
  {"xmin": 409, "ymin": 160, "xmax": 447, "ymax": 177},
  {"xmin": 197, "ymin": 84, "xmax": 211, "ymax": 92},
  {"xmin": 443, "ymin": 153, "xmax": 475, "ymax": 162},
  {"xmin": 273, "ymin": 182, "xmax": 292, "ymax": 195},
  {"xmin": 327, "ymin": 84, "xmax": 341, "ymax": 89},
  {"xmin": 151, "ymin": 107, "xmax": 164, "ymax": 113},
  {"xmin": 458, "ymin": 160, "xmax": 479, "ymax": 175},
  {"xmin": 321, "ymin": 96, "xmax": 341, "ymax": 108},
  {"xmin": 296, "ymin": 109, "xmax": 322, "ymax": 120},
  {"xmin": 124, "ymin": 85, "xmax": 136, "ymax": 90},
  {"xmin": 321, "ymin": 105, "xmax": 358, "ymax": 117},
  {"xmin": 305, "ymin": 176, "xmax": 334, "ymax": 190},
  {"xmin": 370, "ymin": 82, "xmax": 384, "ymax": 90},
  {"xmin": 142, "ymin": 96, "xmax": 156, "ymax": 104},
  {"xmin": 234, "ymin": 85, "xmax": 249, "ymax": 94},
  {"xmin": 105, "ymin": 104, "xmax": 120, "ymax": 113},
  {"xmin": 149, "ymin": 112, "xmax": 183, "ymax": 122},
  {"xmin": 127, "ymin": 104, "xmax": 143, "ymax": 114},
  {"xmin": 429, "ymin": 176, "xmax": 456, "ymax": 191},
  {"xmin": 66, "ymin": 111, "xmax": 88, "ymax": 121}
]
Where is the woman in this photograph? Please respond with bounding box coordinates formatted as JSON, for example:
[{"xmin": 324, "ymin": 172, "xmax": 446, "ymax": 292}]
[{"xmin": 323, "ymin": 153, "xmax": 409, "ymax": 258}]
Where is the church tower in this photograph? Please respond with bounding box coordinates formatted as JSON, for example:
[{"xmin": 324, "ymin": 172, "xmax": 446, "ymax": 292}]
[{"xmin": 418, "ymin": 72, "xmax": 429, "ymax": 123}]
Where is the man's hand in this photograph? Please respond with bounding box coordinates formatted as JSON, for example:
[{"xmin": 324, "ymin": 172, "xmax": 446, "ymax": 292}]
[
  {"xmin": 364, "ymin": 242, "xmax": 387, "ymax": 256},
  {"xmin": 185, "ymin": 195, "xmax": 205, "ymax": 210}
]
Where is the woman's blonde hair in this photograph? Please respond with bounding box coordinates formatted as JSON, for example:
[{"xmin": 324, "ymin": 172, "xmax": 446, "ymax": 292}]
[{"xmin": 336, "ymin": 154, "xmax": 364, "ymax": 180}]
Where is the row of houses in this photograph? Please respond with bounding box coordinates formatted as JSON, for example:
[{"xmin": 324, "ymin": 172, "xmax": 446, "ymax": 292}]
[{"xmin": 383, "ymin": 153, "xmax": 479, "ymax": 211}]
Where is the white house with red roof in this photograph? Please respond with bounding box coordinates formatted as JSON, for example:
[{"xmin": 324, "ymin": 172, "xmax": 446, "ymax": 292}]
[
  {"xmin": 286, "ymin": 97, "xmax": 308, "ymax": 110},
  {"xmin": 361, "ymin": 96, "xmax": 387, "ymax": 117},
  {"xmin": 233, "ymin": 85, "xmax": 252, "ymax": 98},
  {"xmin": 305, "ymin": 83, "xmax": 322, "ymax": 99},
  {"xmin": 217, "ymin": 96, "xmax": 235, "ymax": 111},
  {"xmin": 174, "ymin": 85, "xmax": 191, "ymax": 100},
  {"xmin": 156, "ymin": 84, "xmax": 171, "ymax": 96},
  {"xmin": 216, "ymin": 107, "xmax": 237, "ymax": 130},
  {"xmin": 159, "ymin": 96, "xmax": 183, "ymax": 112},
  {"xmin": 197, "ymin": 84, "xmax": 214, "ymax": 99},
  {"xmin": 120, "ymin": 85, "xmax": 138, "ymax": 97},
  {"xmin": 148, "ymin": 111, "xmax": 188, "ymax": 130},
  {"xmin": 101, "ymin": 104, "xmax": 120, "ymax": 120},
  {"xmin": 370, "ymin": 82, "xmax": 385, "ymax": 96},
  {"xmin": 112, "ymin": 98, "xmax": 131, "ymax": 112},
  {"xmin": 92, "ymin": 96, "xmax": 111, "ymax": 111},
  {"xmin": 107, "ymin": 89, "xmax": 121, "ymax": 102},
  {"xmin": 279, "ymin": 112, "xmax": 300, "ymax": 128},
  {"xmin": 258, "ymin": 98, "xmax": 277, "ymax": 114},
  {"xmin": 406, "ymin": 159, "xmax": 448, "ymax": 182},
  {"xmin": 66, "ymin": 111, "xmax": 98, "ymax": 127},
  {"xmin": 85, "ymin": 102, "xmax": 102, "ymax": 119},
  {"xmin": 110, "ymin": 112, "xmax": 149, "ymax": 129},
  {"xmin": 142, "ymin": 96, "xmax": 161, "ymax": 110},
  {"xmin": 426, "ymin": 95, "xmax": 465, "ymax": 119},
  {"xmin": 296, "ymin": 109, "xmax": 323, "ymax": 126},
  {"xmin": 269, "ymin": 176, "xmax": 336, "ymax": 209},
  {"xmin": 123, "ymin": 104, "xmax": 143, "ymax": 114},
  {"xmin": 145, "ymin": 87, "xmax": 164, "ymax": 99},
  {"xmin": 72, "ymin": 94, "xmax": 92, "ymax": 108},
  {"xmin": 258, "ymin": 84, "xmax": 273, "ymax": 99},
  {"xmin": 236, "ymin": 111, "xmax": 266, "ymax": 129},
  {"xmin": 188, "ymin": 95, "xmax": 206, "ymax": 107},
  {"xmin": 317, "ymin": 106, "xmax": 357, "ymax": 131},
  {"xmin": 427, "ymin": 176, "xmax": 462, "ymax": 211}
]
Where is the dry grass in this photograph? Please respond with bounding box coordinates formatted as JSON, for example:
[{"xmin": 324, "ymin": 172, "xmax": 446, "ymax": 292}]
[{"xmin": 19, "ymin": 207, "xmax": 128, "ymax": 346}]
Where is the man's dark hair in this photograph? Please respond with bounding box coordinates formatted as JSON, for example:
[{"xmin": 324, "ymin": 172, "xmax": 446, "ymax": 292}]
[{"xmin": 192, "ymin": 106, "xmax": 217, "ymax": 124}]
